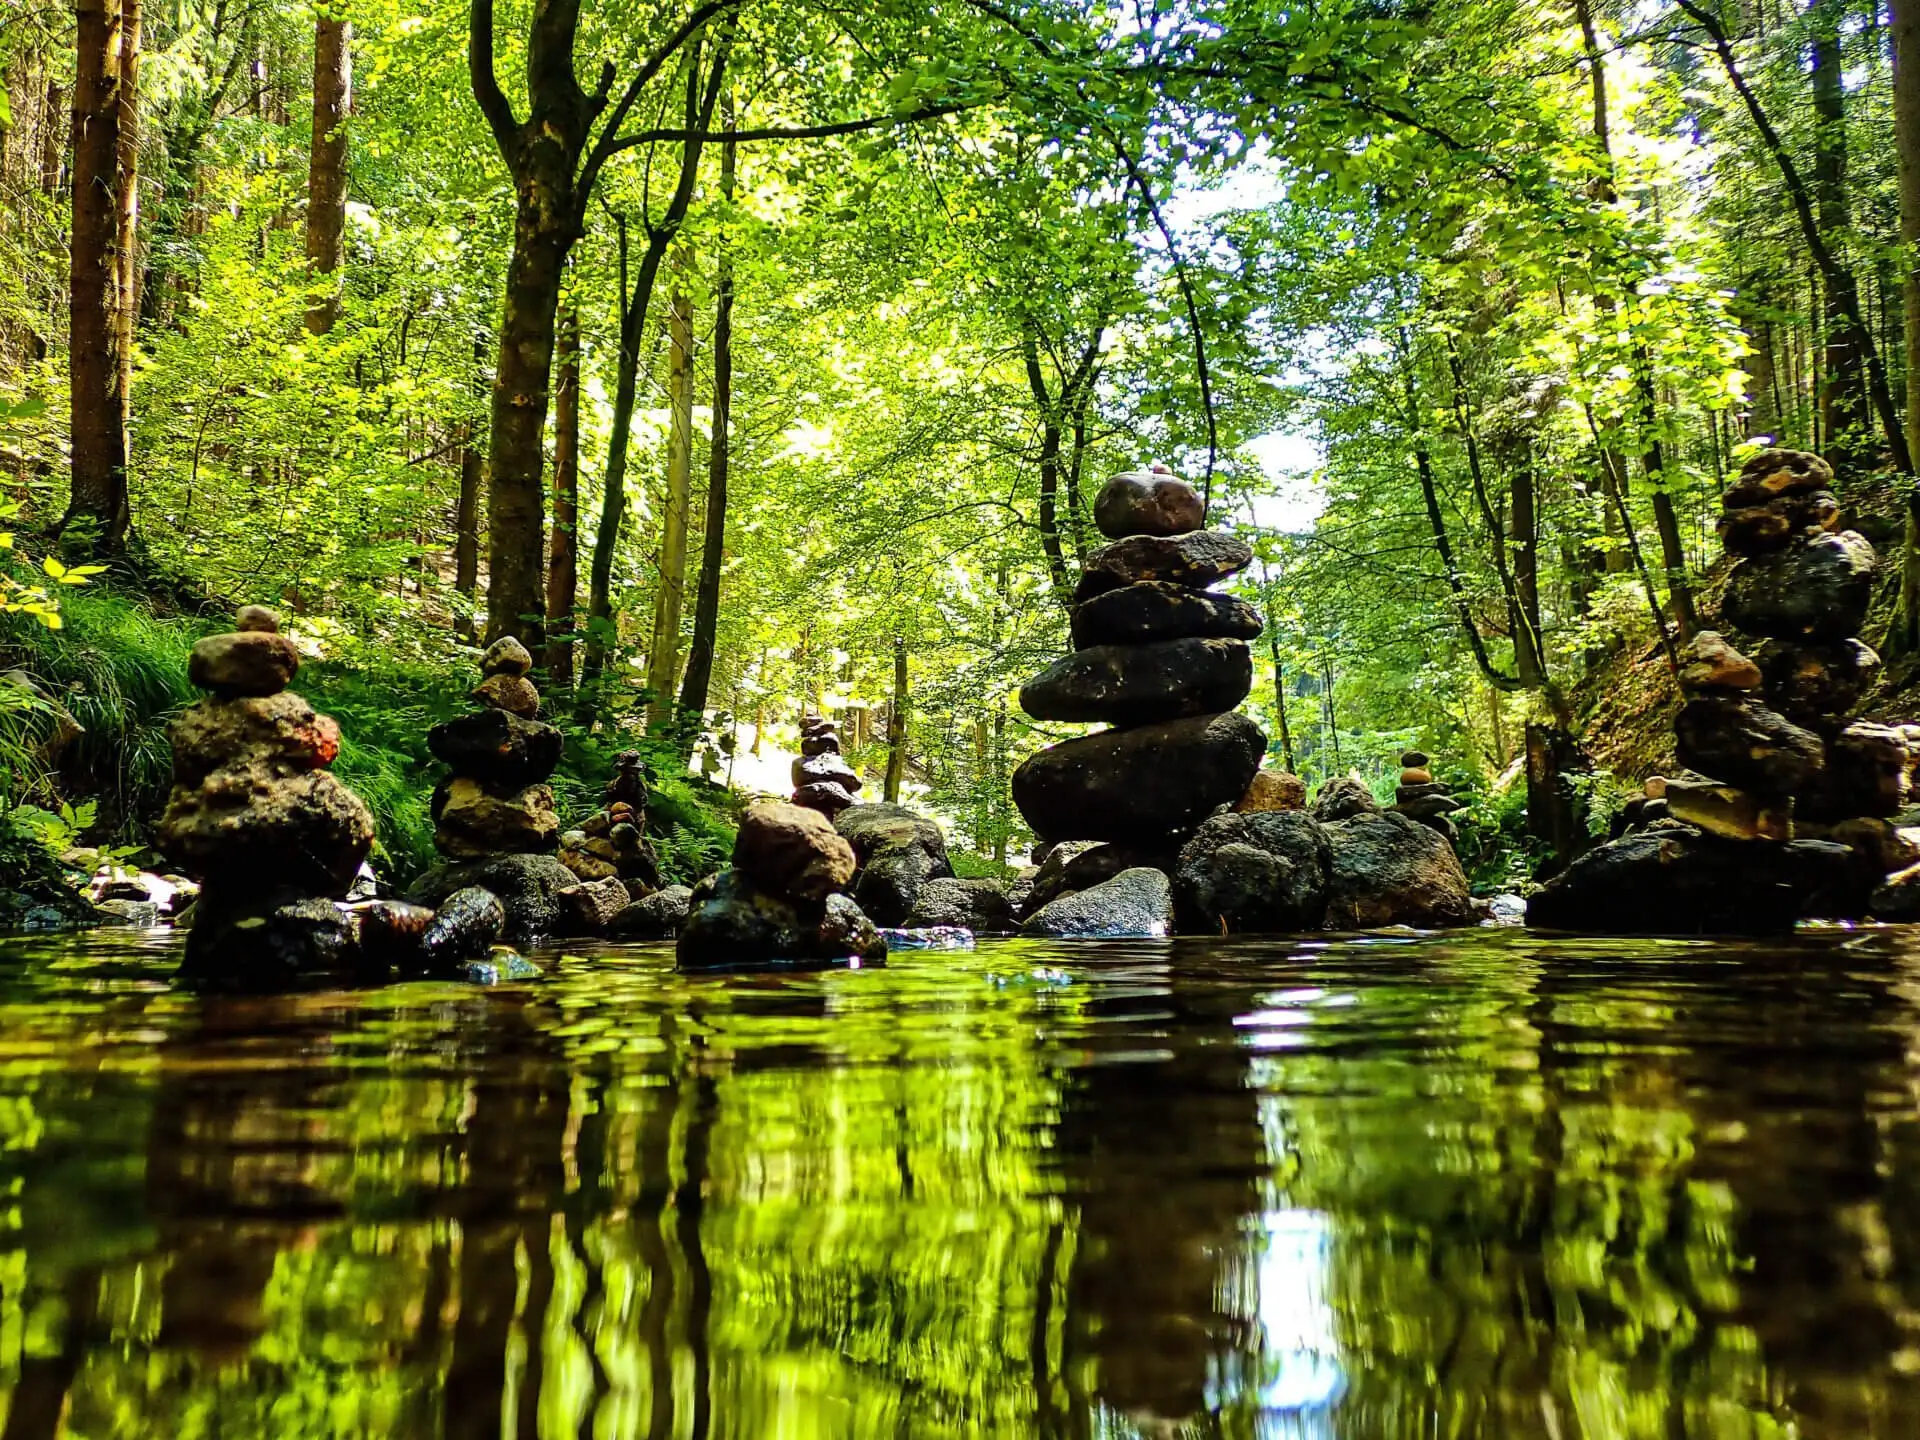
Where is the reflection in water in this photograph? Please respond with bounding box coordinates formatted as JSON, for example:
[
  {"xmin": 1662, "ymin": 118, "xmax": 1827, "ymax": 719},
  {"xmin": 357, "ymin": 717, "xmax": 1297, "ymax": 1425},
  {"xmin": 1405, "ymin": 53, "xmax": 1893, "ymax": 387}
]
[{"xmin": 0, "ymin": 927, "xmax": 1914, "ymax": 1434}]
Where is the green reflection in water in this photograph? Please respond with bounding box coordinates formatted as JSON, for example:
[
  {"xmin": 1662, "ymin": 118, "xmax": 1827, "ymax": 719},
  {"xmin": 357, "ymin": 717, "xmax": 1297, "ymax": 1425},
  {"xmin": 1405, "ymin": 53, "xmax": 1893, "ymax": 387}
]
[{"xmin": 0, "ymin": 927, "xmax": 1912, "ymax": 1436}]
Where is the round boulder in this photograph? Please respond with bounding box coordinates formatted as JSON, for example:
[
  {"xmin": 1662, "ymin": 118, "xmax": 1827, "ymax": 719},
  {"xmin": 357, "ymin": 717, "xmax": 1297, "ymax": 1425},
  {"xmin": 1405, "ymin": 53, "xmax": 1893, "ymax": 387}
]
[
  {"xmin": 835, "ymin": 802, "xmax": 953, "ymax": 926},
  {"xmin": 733, "ymin": 801, "xmax": 858, "ymax": 902},
  {"xmin": 1174, "ymin": 811, "xmax": 1330, "ymax": 934},
  {"xmin": 169, "ymin": 693, "xmax": 340, "ymax": 786},
  {"xmin": 1020, "ymin": 867, "xmax": 1173, "ymax": 938},
  {"xmin": 1070, "ymin": 581, "xmax": 1264, "ymax": 650},
  {"xmin": 1019, "ymin": 638, "xmax": 1252, "ymax": 726},
  {"xmin": 1321, "ymin": 811, "xmax": 1474, "ymax": 929},
  {"xmin": 1073, "ymin": 531, "xmax": 1254, "ymax": 602},
  {"xmin": 676, "ymin": 868, "xmax": 887, "ymax": 969},
  {"xmin": 1093, "ymin": 470, "xmax": 1205, "ymax": 539},
  {"xmin": 481, "ymin": 635, "xmax": 534, "ymax": 677},
  {"xmin": 1012, "ymin": 712, "xmax": 1266, "ymax": 843},
  {"xmin": 188, "ymin": 631, "xmax": 300, "ymax": 697},
  {"xmin": 1721, "ymin": 530, "xmax": 1875, "ymax": 641},
  {"xmin": 904, "ymin": 877, "xmax": 1017, "ymax": 933}
]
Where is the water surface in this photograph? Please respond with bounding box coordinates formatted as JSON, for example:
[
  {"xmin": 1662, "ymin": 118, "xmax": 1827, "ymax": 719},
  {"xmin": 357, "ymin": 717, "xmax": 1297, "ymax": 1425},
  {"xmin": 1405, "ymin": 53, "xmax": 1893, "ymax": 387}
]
[{"xmin": 0, "ymin": 925, "xmax": 1915, "ymax": 1437}]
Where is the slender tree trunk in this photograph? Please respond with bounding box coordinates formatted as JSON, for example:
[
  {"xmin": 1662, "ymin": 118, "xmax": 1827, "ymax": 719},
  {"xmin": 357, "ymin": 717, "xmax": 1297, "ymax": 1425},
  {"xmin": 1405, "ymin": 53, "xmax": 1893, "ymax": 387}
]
[
  {"xmin": 1811, "ymin": 0, "xmax": 1869, "ymax": 462},
  {"xmin": 1021, "ymin": 325, "xmax": 1073, "ymax": 605},
  {"xmin": 1892, "ymin": 0, "xmax": 1920, "ymax": 650},
  {"xmin": 645, "ymin": 267, "xmax": 695, "ymax": 730},
  {"xmin": 1268, "ymin": 624, "xmax": 1296, "ymax": 772},
  {"xmin": 454, "ymin": 338, "xmax": 484, "ymax": 643},
  {"xmin": 1511, "ymin": 451, "xmax": 1542, "ymax": 662},
  {"xmin": 304, "ymin": 6, "xmax": 351, "ymax": 335},
  {"xmin": 544, "ymin": 302, "xmax": 579, "ymax": 681},
  {"xmin": 114, "ymin": 0, "xmax": 141, "ymax": 466},
  {"xmin": 884, "ymin": 637, "xmax": 908, "ymax": 804},
  {"xmin": 66, "ymin": 0, "xmax": 130, "ymax": 551},
  {"xmin": 677, "ymin": 104, "xmax": 736, "ymax": 740},
  {"xmin": 40, "ymin": 80, "xmax": 66, "ymax": 195}
]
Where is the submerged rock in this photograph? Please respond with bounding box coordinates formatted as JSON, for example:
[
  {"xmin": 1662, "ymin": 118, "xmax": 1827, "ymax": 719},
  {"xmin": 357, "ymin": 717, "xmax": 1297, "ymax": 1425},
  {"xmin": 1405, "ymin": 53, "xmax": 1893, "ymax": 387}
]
[
  {"xmin": 1020, "ymin": 867, "xmax": 1173, "ymax": 938},
  {"xmin": 904, "ymin": 877, "xmax": 1016, "ymax": 933},
  {"xmin": 1019, "ymin": 637, "xmax": 1252, "ymax": 726},
  {"xmin": 418, "ymin": 886, "xmax": 508, "ymax": 971},
  {"xmin": 406, "ymin": 852, "xmax": 579, "ymax": 942},
  {"xmin": 877, "ymin": 926, "xmax": 977, "ymax": 950},
  {"xmin": 1174, "ymin": 811, "xmax": 1330, "ymax": 934},
  {"xmin": 1011, "ymin": 711, "xmax": 1266, "ymax": 843},
  {"xmin": 1321, "ymin": 812, "xmax": 1474, "ymax": 929},
  {"xmin": 180, "ymin": 892, "xmax": 373, "ymax": 991}
]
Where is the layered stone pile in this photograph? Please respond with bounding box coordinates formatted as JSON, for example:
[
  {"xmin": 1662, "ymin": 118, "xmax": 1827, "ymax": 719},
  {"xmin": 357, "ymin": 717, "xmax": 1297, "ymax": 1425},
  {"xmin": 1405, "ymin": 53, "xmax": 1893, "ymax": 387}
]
[
  {"xmin": 1389, "ymin": 750, "xmax": 1462, "ymax": 843},
  {"xmin": 1011, "ymin": 468, "xmax": 1268, "ymax": 850},
  {"xmin": 790, "ymin": 715, "xmax": 863, "ymax": 817},
  {"xmin": 678, "ymin": 801, "xmax": 887, "ymax": 968},
  {"xmin": 553, "ymin": 749, "xmax": 663, "ymax": 933},
  {"xmin": 156, "ymin": 606, "xmax": 378, "ymax": 986},
  {"xmin": 1533, "ymin": 448, "xmax": 1920, "ymax": 933}
]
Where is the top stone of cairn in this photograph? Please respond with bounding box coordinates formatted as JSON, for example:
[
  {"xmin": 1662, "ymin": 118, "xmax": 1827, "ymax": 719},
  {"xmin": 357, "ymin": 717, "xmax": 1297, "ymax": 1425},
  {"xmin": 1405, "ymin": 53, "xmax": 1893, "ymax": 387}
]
[
  {"xmin": 188, "ymin": 606, "xmax": 300, "ymax": 697},
  {"xmin": 1094, "ymin": 465, "xmax": 1205, "ymax": 539},
  {"xmin": 481, "ymin": 635, "xmax": 534, "ymax": 677}
]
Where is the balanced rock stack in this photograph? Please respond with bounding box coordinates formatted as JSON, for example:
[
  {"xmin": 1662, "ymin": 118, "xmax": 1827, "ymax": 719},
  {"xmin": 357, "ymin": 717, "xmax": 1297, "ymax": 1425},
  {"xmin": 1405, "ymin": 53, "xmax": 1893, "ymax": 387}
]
[
  {"xmin": 552, "ymin": 750, "xmax": 664, "ymax": 934},
  {"xmin": 429, "ymin": 638, "xmax": 562, "ymax": 859},
  {"xmin": 678, "ymin": 801, "xmax": 887, "ymax": 968},
  {"xmin": 1389, "ymin": 750, "xmax": 1462, "ymax": 842},
  {"xmin": 1012, "ymin": 467, "xmax": 1268, "ymax": 848},
  {"xmin": 1533, "ymin": 448, "xmax": 1920, "ymax": 932},
  {"xmin": 156, "ymin": 606, "xmax": 378, "ymax": 987},
  {"xmin": 790, "ymin": 715, "xmax": 862, "ymax": 817}
]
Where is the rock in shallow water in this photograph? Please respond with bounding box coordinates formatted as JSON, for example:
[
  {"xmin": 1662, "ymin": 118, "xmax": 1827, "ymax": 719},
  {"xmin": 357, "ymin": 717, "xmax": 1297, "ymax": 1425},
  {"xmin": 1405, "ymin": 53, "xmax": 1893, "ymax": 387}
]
[
  {"xmin": 1020, "ymin": 637, "xmax": 1252, "ymax": 725},
  {"xmin": 835, "ymin": 803, "xmax": 953, "ymax": 926},
  {"xmin": 157, "ymin": 767, "xmax": 374, "ymax": 895},
  {"xmin": 904, "ymin": 877, "xmax": 1015, "ymax": 932},
  {"xmin": 1069, "ymin": 581, "xmax": 1263, "ymax": 650},
  {"xmin": 677, "ymin": 868, "xmax": 887, "ymax": 969},
  {"xmin": 1322, "ymin": 812, "xmax": 1474, "ymax": 929},
  {"xmin": 180, "ymin": 893, "xmax": 374, "ymax": 991},
  {"xmin": 1174, "ymin": 811, "xmax": 1330, "ymax": 934},
  {"xmin": 406, "ymin": 853, "xmax": 579, "ymax": 942},
  {"xmin": 1012, "ymin": 711, "xmax": 1266, "ymax": 843},
  {"xmin": 419, "ymin": 886, "xmax": 507, "ymax": 970},
  {"xmin": 1020, "ymin": 867, "xmax": 1172, "ymax": 938},
  {"xmin": 609, "ymin": 884, "xmax": 694, "ymax": 939}
]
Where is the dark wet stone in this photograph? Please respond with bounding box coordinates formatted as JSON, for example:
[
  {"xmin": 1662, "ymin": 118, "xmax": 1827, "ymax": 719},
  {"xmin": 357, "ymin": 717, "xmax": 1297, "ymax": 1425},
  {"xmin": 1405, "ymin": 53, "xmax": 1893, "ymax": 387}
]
[
  {"xmin": 1721, "ymin": 531, "xmax": 1875, "ymax": 641},
  {"xmin": 733, "ymin": 801, "xmax": 857, "ymax": 902},
  {"xmin": 835, "ymin": 803, "xmax": 953, "ymax": 926},
  {"xmin": 418, "ymin": 886, "xmax": 507, "ymax": 971},
  {"xmin": 1020, "ymin": 867, "xmax": 1172, "ymax": 937},
  {"xmin": 432, "ymin": 779, "xmax": 559, "ymax": 858},
  {"xmin": 1070, "ymin": 581, "xmax": 1263, "ymax": 650},
  {"xmin": 556, "ymin": 875, "xmax": 632, "ymax": 935},
  {"xmin": 792, "ymin": 752, "xmax": 862, "ymax": 793},
  {"xmin": 1801, "ymin": 722, "xmax": 1913, "ymax": 821},
  {"xmin": 157, "ymin": 767, "xmax": 374, "ymax": 895},
  {"xmin": 1093, "ymin": 470, "xmax": 1205, "ymax": 539},
  {"xmin": 801, "ymin": 733, "xmax": 842, "ymax": 756},
  {"xmin": 170, "ymin": 693, "xmax": 340, "ymax": 785},
  {"xmin": 1073, "ymin": 531, "xmax": 1254, "ymax": 602},
  {"xmin": 1012, "ymin": 712, "xmax": 1266, "ymax": 843},
  {"xmin": 1322, "ymin": 811, "xmax": 1474, "ymax": 928},
  {"xmin": 676, "ymin": 868, "xmax": 887, "ymax": 969},
  {"xmin": 180, "ymin": 891, "xmax": 374, "ymax": 991},
  {"xmin": 904, "ymin": 877, "xmax": 1016, "ymax": 933},
  {"xmin": 1174, "ymin": 811, "xmax": 1330, "ymax": 934},
  {"xmin": 188, "ymin": 631, "xmax": 300, "ymax": 697},
  {"xmin": 1020, "ymin": 638, "xmax": 1252, "ymax": 726},
  {"xmin": 1756, "ymin": 638, "xmax": 1879, "ymax": 736},
  {"xmin": 1673, "ymin": 695, "xmax": 1825, "ymax": 796},
  {"xmin": 406, "ymin": 853, "xmax": 580, "ymax": 942},
  {"xmin": 351, "ymin": 899, "xmax": 435, "ymax": 972},
  {"xmin": 1718, "ymin": 491, "xmax": 1840, "ymax": 557},
  {"xmin": 481, "ymin": 635, "xmax": 533, "ymax": 677},
  {"xmin": 1310, "ymin": 775, "xmax": 1380, "ymax": 822},
  {"xmin": 428, "ymin": 709, "xmax": 563, "ymax": 786},
  {"xmin": 1022, "ymin": 842, "xmax": 1180, "ymax": 917},
  {"xmin": 1529, "ymin": 828, "xmax": 1857, "ymax": 934},
  {"xmin": 609, "ymin": 884, "xmax": 695, "ymax": 939}
]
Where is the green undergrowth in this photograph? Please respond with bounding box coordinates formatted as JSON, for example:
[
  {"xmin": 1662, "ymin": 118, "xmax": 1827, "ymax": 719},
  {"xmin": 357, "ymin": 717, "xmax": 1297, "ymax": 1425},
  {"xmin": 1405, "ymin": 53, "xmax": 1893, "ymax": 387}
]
[{"xmin": 1, "ymin": 587, "xmax": 738, "ymax": 890}]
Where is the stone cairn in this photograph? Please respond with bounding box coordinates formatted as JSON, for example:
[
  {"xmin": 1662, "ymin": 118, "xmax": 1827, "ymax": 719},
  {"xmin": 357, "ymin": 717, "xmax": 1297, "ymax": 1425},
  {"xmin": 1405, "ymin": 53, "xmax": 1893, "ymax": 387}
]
[
  {"xmin": 428, "ymin": 637, "xmax": 562, "ymax": 862},
  {"xmin": 1389, "ymin": 750, "xmax": 1462, "ymax": 842},
  {"xmin": 156, "ymin": 606, "xmax": 378, "ymax": 986},
  {"xmin": 790, "ymin": 714, "xmax": 863, "ymax": 818},
  {"xmin": 677, "ymin": 800, "xmax": 887, "ymax": 969},
  {"xmin": 555, "ymin": 750, "xmax": 663, "ymax": 933},
  {"xmin": 1533, "ymin": 448, "xmax": 1920, "ymax": 932},
  {"xmin": 1011, "ymin": 466, "xmax": 1269, "ymax": 854}
]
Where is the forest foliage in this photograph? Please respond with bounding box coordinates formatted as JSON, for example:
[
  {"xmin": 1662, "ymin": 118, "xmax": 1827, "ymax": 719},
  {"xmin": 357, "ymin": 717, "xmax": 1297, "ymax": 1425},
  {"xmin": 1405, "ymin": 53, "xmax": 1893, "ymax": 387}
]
[{"xmin": 1, "ymin": 0, "xmax": 1917, "ymax": 875}]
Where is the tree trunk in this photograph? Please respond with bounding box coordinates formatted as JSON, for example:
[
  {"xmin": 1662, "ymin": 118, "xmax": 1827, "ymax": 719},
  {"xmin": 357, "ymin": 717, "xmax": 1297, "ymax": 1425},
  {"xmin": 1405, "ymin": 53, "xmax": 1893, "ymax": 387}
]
[
  {"xmin": 884, "ymin": 637, "xmax": 908, "ymax": 804},
  {"xmin": 454, "ymin": 339, "xmax": 485, "ymax": 643},
  {"xmin": 40, "ymin": 80, "xmax": 66, "ymax": 194},
  {"xmin": 1021, "ymin": 324, "xmax": 1073, "ymax": 605},
  {"xmin": 304, "ymin": 8, "xmax": 351, "ymax": 335},
  {"xmin": 645, "ymin": 269, "xmax": 695, "ymax": 730},
  {"xmin": 677, "ymin": 105, "xmax": 736, "ymax": 741},
  {"xmin": 1511, "ymin": 451, "xmax": 1542, "ymax": 662},
  {"xmin": 66, "ymin": 0, "xmax": 130, "ymax": 551},
  {"xmin": 114, "ymin": 0, "xmax": 141, "ymax": 464},
  {"xmin": 1810, "ymin": 0, "xmax": 1869, "ymax": 464},
  {"xmin": 1892, "ymin": 0, "xmax": 1920, "ymax": 650},
  {"xmin": 544, "ymin": 301, "xmax": 579, "ymax": 681},
  {"xmin": 1268, "ymin": 624, "xmax": 1296, "ymax": 772}
]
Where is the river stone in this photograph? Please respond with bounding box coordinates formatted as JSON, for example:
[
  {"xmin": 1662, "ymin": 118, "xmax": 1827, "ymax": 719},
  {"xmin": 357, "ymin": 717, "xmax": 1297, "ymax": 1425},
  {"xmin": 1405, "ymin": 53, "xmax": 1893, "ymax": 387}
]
[
  {"xmin": 1678, "ymin": 631, "xmax": 1761, "ymax": 693},
  {"xmin": 1070, "ymin": 582, "xmax": 1263, "ymax": 650},
  {"xmin": 1093, "ymin": 469, "xmax": 1206, "ymax": 539},
  {"xmin": 1802, "ymin": 722, "xmax": 1913, "ymax": 821},
  {"xmin": 792, "ymin": 781, "xmax": 857, "ymax": 818},
  {"xmin": 1821, "ymin": 816, "xmax": 1920, "ymax": 875},
  {"xmin": 1020, "ymin": 638, "xmax": 1252, "ymax": 726},
  {"xmin": 801, "ymin": 732, "xmax": 842, "ymax": 756},
  {"xmin": 188, "ymin": 631, "xmax": 300, "ymax": 697},
  {"xmin": 835, "ymin": 803, "xmax": 952, "ymax": 925},
  {"xmin": 1322, "ymin": 811, "xmax": 1474, "ymax": 929},
  {"xmin": 1023, "ymin": 842, "xmax": 1182, "ymax": 916},
  {"xmin": 471, "ymin": 672, "xmax": 541, "ymax": 718},
  {"xmin": 904, "ymin": 877, "xmax": 1016, "ymax": 933},
  {"xmin": 433, "ymin": 779, "xmax": 559, "ymax": 858},
  {"xmin": 1012, "ymin": 711, "xmax": 1267, "ymax": 843},
  {"xmin": 1529, "ymin": 827, "xmax": 1856, "ymax": 934},
  {"xmin": 1174, "ymin": 811, "xmax": 1330, "ymax": 934},
  {"xmin": 1756, "ymin": 638, "xmax": 1879, "ymax": 736},
  {"xmin": 157, "ymin": 768, "xmax": 374, "ymax": 895},
  {"xmin": 180, "ymin": 892, "xmax": 372, "ymax": 991},
  {"xmin": 1236, "ymin": 769, "xmax": 1307, "ymax": 812},
  {"xmin": 1719, "ymin": 490, "xmax": 1840, "ymax": 556},
  {"xmin": 351, "ymin": 899, "xmax": 435, "ymax": 972},
  {"xmin": 555, "ymin": 875, "xmax": 632, "ymax": 935},
  {"xmin": 609, "ymin": 883, "xmax": 695, "ymax": 939},
  {"xmin": 418, "ymin": 886, "xmax": 508, "ymax": 970},
  {"xmin": 1310, "ymin": 775, "xmax": 1379, "ymax": 822},
  {"xmin": 170, "ymin": 693, "xmax": 341, "ymax": 786},
  {"xmin": 792, "ymin": 751, "xmax": 862, "ymax": 793},
  {"xmin": 677, "ymin": 867, "xmax": 887, "ymax": 969},
  {"xmin": 1663, "ymin": 777, "xmax": 1791, "ymax": 841},
  {"xmin": 481, "ymin": 635, "xmax": 534, "ymax": 677},
  {"xmin": 1020, "ymin": 867, "xmax": 1173, "ymax": 938},
  {"xmin": 733, "ymin": 801, "xmax": 858, "ymax": 902},
  {"xmin": 428, "ymin": 709, "xmax": 563, "ymax": 786},
  {"xmin": 1072, "ymin": 531, "xmax": 1254, "ymax": 602},
  {"xmin": 1721, "ymin": 531, "xmax": 1875, "ymax": 641},
  {"xmin": 1020, "ymin": 841, "xmax": 1103, "ymax": 915},
  {"xmin": 1674, "ymin": 695, "xmax": 1825, "ymax": 796},
  {"xmin": 406, "ymin": 852, "xmax": 579, "ymax": 942}
]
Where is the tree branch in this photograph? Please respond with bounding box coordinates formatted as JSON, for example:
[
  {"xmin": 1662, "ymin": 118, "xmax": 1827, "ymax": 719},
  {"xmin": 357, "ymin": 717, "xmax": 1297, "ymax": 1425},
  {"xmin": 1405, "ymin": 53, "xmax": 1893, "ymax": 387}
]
[
  {"xmin": 601, "ymin": 100, "xmax": 973, "ymax": 156},
  {"xmin": 468, "ymin": 0, "xmax": 518, "ymax": 159}
]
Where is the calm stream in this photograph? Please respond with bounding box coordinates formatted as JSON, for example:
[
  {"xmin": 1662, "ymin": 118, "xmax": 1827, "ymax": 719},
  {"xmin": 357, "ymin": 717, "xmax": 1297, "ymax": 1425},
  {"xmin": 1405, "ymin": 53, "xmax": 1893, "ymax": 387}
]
[{"xmin": 0, "ymin": 926, "xmax": 1915, "ymax": 1437}]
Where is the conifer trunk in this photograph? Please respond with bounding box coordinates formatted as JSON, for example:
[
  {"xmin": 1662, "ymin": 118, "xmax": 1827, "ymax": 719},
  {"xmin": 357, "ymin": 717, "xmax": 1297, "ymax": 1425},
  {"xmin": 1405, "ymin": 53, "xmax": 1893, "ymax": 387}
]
[
  {"xmin": 1893, "ymin": 0, "xmax": 1920, "ymax": 649},
  {"xmin": 884, "ymin": 637, "xmax": 908, "ymax": 803},
  {"xmin": 66, "ymin": 0, "xmax": 130, "ymax": 551},
  {"xmin": 113, "ymin": 0, "xmax": 141, "ymax": 465},
  {"xmin": 304, "ymin": 7, "xmax": 351, "ymax": 335},
  {"xmin": 1810, "ymin": 0, "xmax": 1868, "ymax": 462}
]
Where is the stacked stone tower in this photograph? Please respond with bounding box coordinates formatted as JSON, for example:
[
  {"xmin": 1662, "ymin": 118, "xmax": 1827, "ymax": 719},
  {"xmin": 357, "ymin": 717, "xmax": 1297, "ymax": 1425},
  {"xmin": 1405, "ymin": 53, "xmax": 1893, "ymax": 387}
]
[
  {"xmin": 1011, "ymin": 467, "xmax": 1267, "ymax": 847},
  {"xmin": 428, "ymin": 637, "xmax": 563, "ymax": 859},
  {"xmin": 790, "ymin": 714, "xmax": 863, "ymax": 817},
  {"xmin": 156, "ymin": 606, "xmax": 377, "ymax": 985}
]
